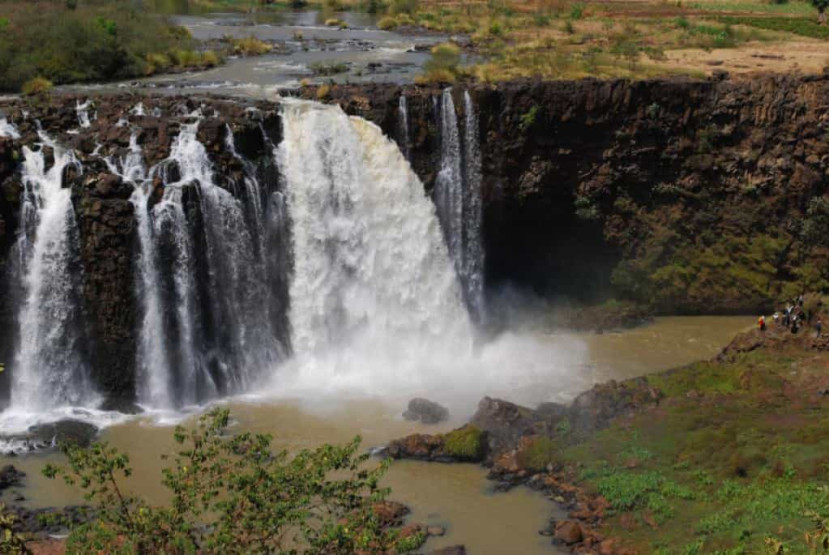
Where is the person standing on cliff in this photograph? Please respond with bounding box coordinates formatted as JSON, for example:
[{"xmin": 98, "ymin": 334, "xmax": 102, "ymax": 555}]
[{"xmin": 758, "ymin": 315, "xmax": 766, "ymax": 331}]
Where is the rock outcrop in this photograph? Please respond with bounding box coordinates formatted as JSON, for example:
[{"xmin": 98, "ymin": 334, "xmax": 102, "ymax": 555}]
[
  {"xmin": 313, "ymin": 75, "xmax": 829, "ymax": 314},
  {"xmin": 402, "ymin": 398, "xmax": 449, "ymax": 424}
]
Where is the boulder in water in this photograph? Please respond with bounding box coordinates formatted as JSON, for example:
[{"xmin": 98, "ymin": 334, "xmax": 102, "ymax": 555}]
[
  {"xmin": 403, "ymin": 398, "xmax": 449, "ymax": 424},
  {"xmin": 27, "ymin": 420, "xmax": 99, "ymax": 448},
  {"xmin": 0, "ymin": 465, "xmax": 24, "ymax": 490}
]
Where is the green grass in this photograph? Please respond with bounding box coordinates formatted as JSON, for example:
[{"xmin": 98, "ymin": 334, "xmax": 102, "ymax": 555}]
[
  {"xmin": 559, "ymin": 348, "xmax": 829, "ymax": 553},
  {"xmin": 516, "ymin": 437, "xmax": 559, "ymax": 471},
  {"xmin": 689, "ymin": 0, "xmax": 815, "ymax": 15},
  {"xmin": 717, "ymin": 15, "xmax": 829, "ymax": 38}
]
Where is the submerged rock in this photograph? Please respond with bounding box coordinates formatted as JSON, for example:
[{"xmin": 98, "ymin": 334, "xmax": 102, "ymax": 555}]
[
  {"xmin": 0, "ymin": 465, "xmax": 24, "ymax": 491},
  {"xmin": 26, "ymin": 420, "xmax": 99, "ymax": 449},
  {"xmin": 402, "ymin": 398, "xmax": 449, "ymax": 424}
]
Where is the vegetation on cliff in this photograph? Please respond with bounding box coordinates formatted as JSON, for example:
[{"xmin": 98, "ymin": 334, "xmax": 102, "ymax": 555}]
[{"xmin": 38, "ymin": 408, "xmax": 424, "ymax": 553}]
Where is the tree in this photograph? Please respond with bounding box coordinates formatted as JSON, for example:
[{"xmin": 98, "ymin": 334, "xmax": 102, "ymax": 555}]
[{"xmin": 44, "ymin": 408, "xmax": 424, "ymax": 554}]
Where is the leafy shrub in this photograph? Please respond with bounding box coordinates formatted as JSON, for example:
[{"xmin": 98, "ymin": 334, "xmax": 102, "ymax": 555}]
[
  {"xmin": 310, "ymin": 61, "xmax": 348, "ymax": 75},
  {"xmin": 422, "ymin": 42, "xmax": 461, "ymax": 79},
  {"xmin": 0, "ymin": 2, "xmax": 196, "ymax": 91},
  {"xmin": 517, "ymin": 437, "xmax": 559, "ymax": 471},
  {"xmin": 569, "ymin": 2, "xmax": 585, "ymax": 19},
  {"xmin": 43, "ymin": 408, "xmax": 420, "ymax": 553},
  {"xmin": 801, "ymin": 196, "xmax": 829, "ymax": 248},
  {"xmin": 317, "ymin": 83, "xmax": 332, "ymax": 99},
  {"xmin": 0, "ymin": 504, "xmax": 28, "ymax": 552},
  {"xmin": 443, "ymin": 425, "xmax": 485, "ymax": 460},
  {"xmin": 361, "ymin": 0, "xmax": 386, "ymax": 13},
  {"xmin": 227, "ymin": 35, "xmax": 272, "ymax": 56},
  {"xmin": 389, "ymin": 0, "xmax": 418, "ymax": 15},
  {"xmin": 519, "ymin": 105, "xmax": 540, "ymax": 131},
  {"xmin": 325, "ymin": 17, "xmax": 348, "ymax": 28},
  {"xmin": 21, "ymin": 76, "xmax": 53, "ymax": 96},
  {"xmin": 378, "ymin": 16, "xmax": 398, "ymax": 29},
  {"xmin": 200, "ymin": 50, "xmax": 221, "ymax": 68},
  {"xmin": 415, "ymin": 67, "xmax": 456, "ymax": 84},
  {"xmin": 145, "ymin": 52, "xmax": 171, "ymax": 75}
]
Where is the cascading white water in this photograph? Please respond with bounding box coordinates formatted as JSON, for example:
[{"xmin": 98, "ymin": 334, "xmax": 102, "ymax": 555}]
[
  {"xmin": 12, "ymin": 139, "xmax": 94, "ymax": 410},
  {"xmin": 434, "ymin": 89, "xmax": 464, "ymax": 266},
  {"xmin": 76, "ymin": 100, "xmax": 94, "ymax": 128},
  {"xmin": 398, "ymin": 94, "xmax": 410, "ymax": 160},
  {"xmin": 105, "ymin": 132, "xmax": 176, "ymax": 409},
  {"xmin": 279, "ymin": 99, "xmax": 471, "ymax": 355},
  {"xmin": 269, "ymin": 100, "xmax": 588, "ymax": 411},
  {"xmin": 0, "ymin": 116, "xmax": 20, "ymax": 139},
  {"xmin": 432, "ymin": 89, "xmax": 485, "ymax": 323},
  {"xmin": 462, "ymin": 91, "xmax": 485, "ymax": 322}
]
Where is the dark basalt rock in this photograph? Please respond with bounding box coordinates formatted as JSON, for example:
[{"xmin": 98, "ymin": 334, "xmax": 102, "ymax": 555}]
[
  {"xmin": 0, "ymin": 465, "xmax": 24, "ymax": 490},
  {"xmin": 28, "ymin": 419, "xmax": 99, "ymax": 447},
  {"xmin": 403, "ymin": 398, "xmax": 449, "ymax": 424}
]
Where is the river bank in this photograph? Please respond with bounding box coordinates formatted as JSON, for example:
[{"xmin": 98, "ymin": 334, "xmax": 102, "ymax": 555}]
[{"xmin": 386, "ymin": 304, "xmax": 829, "ymax": 553}]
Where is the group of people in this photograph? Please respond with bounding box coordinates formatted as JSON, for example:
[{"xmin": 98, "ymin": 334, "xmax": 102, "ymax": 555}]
[{"xmin": 758, "ymin": 294, "xmax": 822, "ymax": 337}]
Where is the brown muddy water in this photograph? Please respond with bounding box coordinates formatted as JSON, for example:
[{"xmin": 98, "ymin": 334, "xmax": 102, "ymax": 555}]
[{"xmin": 2, "ymin": 316, "xmax": 751, "ymax": 554}]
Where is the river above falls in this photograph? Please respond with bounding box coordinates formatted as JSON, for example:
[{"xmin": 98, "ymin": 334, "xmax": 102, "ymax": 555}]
[
  {"xmin": 62, "ymin": 11, "xmax": 450, "ymax": 97},
  {"xmin": 1, "ymin": 316, "xmax": 751, "ymax": 554}
]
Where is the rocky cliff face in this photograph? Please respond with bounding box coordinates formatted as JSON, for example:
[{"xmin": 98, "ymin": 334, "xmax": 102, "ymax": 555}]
[
  {"xmin": 0, "ymin": 75, "xmax": 827, "ymax": 404},
  {"xmin": 0, "ymin": 95, "xmax": 281, "ymax": 407},
  {"xmin": 317, "ymin": 75, "xmax": 829, "ymax": 314}
]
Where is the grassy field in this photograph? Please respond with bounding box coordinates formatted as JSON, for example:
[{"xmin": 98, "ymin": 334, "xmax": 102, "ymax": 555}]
[{"xmin": 501, "ymin": 318, "xmax": 829, "ymax": 554}]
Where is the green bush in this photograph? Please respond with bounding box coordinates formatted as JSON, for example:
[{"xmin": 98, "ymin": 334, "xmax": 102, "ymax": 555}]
[
  {"xmin": 0, "ymin": 2, "xmax": 196, "ymax": 91},
  {"xmin": 389, "ymin": 0, "xmax": 418, "ymax": 15},
  {"xmin": 517, "ymin": 437, "xmax": 559, "ymax": 471},
  {"xmin": 21, "ymin": 76, "xmax": 53, "ymax": 96},
  {"xmin": 44, "ymin": 408, "xmax": 421, "ymax": 553},
  {"xmin": 423, "ymin": 42, "xmax": 461, "ymax": 74},
  {"xmin": 310, "ymin": 61, "xmax": 349, "ymax": 75},
  {"xmin": 442, "ymin": 425, "xmax": 485, "ymax": 460},
  {"xmin": 378, "ymin": 16, "xmax": 399, "ymax": 29}
]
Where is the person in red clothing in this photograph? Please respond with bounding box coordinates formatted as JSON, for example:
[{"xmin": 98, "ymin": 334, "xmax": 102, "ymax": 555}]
[{"xmin": 758, "ymin": 315, "xmax": 766, "ymax": 331}]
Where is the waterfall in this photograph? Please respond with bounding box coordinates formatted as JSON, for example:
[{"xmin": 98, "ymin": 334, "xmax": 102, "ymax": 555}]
[
  {"xmin": 462, "ymin": 91, "xmax": 485, "ymax": 322},
  {"xmin": 273, "ymin": 100, "xmax": 473, "ymax": 396},
  {"xmin": 104, "ymin": 133, "xmax": 177, "ymax": 409},
  {"xmin": 0, "ymin": 116, "xmax": 19, "ymax": 139},
  {"xmin": 398, "ymin": 94, "xmax": 410, "ymax": 160},
  {"xmin": 434, "ymin": 89, "xmax": 464, "ymax": 266},
  {"xmin": 76, "ymin": 100, "xmax": 94, "ymax": 128},
  {"xmin": 11, "ymin": 139, "xmax": 94, "ymax": 410},
  {"xmin": 433, "ymin": 89, "xmax": 485, "ymax": 323},
  {"xmin": 133, "ymin": 121, "xmax": 283, "ymax": 406}
]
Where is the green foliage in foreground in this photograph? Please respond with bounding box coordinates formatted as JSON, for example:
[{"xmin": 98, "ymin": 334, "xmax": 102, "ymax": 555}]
[
  {"xmin": 0, "ymin": 2, "xmax": 197, "ymax": 92},
  {"xmin": 43, "ymin": 408, "xmax": 421, "ymax": 554}
]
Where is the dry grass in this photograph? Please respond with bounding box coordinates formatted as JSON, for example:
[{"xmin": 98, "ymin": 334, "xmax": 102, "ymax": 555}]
[{"xmin": 407, "ymin": 0, "xmax": 824, "ymax": 82}]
